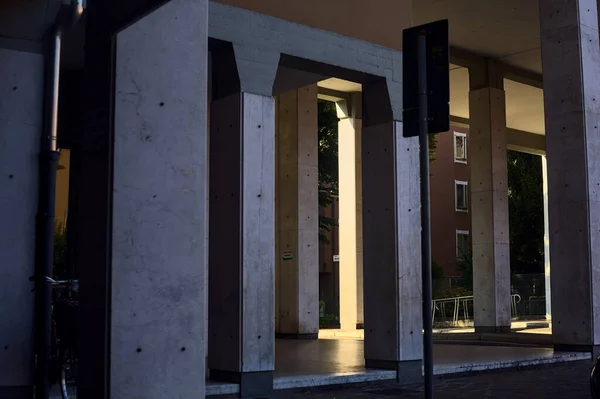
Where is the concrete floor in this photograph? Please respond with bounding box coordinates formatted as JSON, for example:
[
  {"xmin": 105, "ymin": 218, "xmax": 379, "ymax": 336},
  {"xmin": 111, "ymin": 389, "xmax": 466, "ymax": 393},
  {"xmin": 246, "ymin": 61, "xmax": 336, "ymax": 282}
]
[
  {"xmin": 318, "ymin": 322, "xmax": 552, "ymax": 339},
  {"xmin": 50, "ymin": 334, "xmax": 590, "ymax": 398},
  {"xmin": 266, "ymin": 360, "xmax": 595, "ymax": 399},
  {"xmin": 206, "ymin": 337, "xmax": 590, "ymax": 396}
]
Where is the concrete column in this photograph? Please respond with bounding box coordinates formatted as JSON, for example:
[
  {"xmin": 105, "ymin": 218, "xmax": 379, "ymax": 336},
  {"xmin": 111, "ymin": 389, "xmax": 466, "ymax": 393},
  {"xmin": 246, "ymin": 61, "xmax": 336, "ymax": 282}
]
[
  {"xmin": 361, "ymin": 80, "xmax": 422, "ymax": 382},
  {"xmin": 542, "ymin": 156, "xmax": 551, "ymax": 321},
  {"xmin": 540, "ymin": 0, "xmax": 600, "ymax": 353},
  {"xmin": 336, "ymin": 93, "xmax": 364, "ymax": 330},
  {"xmin": 207, "ymin": 41, "xmax": 278, "ymax": 397},
  {"xmin": 0, "ymin": 47, "xmax": 43, "ymax": 398},
  {"xmin": 469, "ymin": 63, "xmax": 512, "ymax": 333},
  {"xmin": 110, "ymin": 1, "xmax": 208, "ymax": 397},
  {"xmin": 275, "ymin": 85, "xmax": 319, "ymax": 339},
  {"xmin": 208, "ymin": 92, "xmax": 275, "ymax": 396}
]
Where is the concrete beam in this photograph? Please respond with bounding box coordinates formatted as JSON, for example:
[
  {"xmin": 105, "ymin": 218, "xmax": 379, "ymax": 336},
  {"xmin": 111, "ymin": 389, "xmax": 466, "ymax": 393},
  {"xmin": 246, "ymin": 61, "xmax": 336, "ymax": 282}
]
[
  {"xmin": 502, "ymin": 65, "xmax": 544, "ymax": 90},
  {"xmin": 450, "ymin": 47, "xmax": 543, "ymax": 89},
  {"xmin": 506, "ymin": 129, "xmax": 546, "ymax": 156},
  {"xmin": 209, "ymin": 1, "xmax": 403, "ymax": 120},
  {"xmin": 317, "ymin": 87, "xmax": 350, "ymax": 103},
  {"xmin": 273, "ymin": 66, "xmax": 326, "ymax": 96},
  {"xmin": 449, "ymin": 115, "xmax": 546, "ymax": 155}
]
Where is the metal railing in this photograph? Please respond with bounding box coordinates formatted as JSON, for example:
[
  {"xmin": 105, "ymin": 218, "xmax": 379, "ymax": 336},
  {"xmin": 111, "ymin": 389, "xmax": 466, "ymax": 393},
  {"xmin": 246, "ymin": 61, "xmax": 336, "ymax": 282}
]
[{"xmin": 432, "ymin": 294, "xmax": 521, "ymax": 326}]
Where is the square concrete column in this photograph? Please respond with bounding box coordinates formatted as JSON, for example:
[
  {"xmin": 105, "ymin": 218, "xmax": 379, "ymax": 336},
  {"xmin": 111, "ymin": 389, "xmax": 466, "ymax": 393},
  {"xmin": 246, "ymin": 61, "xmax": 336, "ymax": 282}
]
[
  {"xmin": 361, "ymin": 81, "xmax": 422, "ymax": 382},
  {"xmin": 336, "ymin": 93, "xmax": 364, "ymax": 330},
  {"xmin": 274, "ymin": 84, "xmax": 319, "ymax": 339},
  {"xmin": 208, "ymin": 91, "xmax": 275, "ymax": 395},
  {"xmin": 542, "ymin": 156, "xmax": 551, "ymax": 321},
  {"xmin": 109, "ymin": 1, "xmax": 209, "ymax": 397},
  {"xmin": 469, "ymin": 67, "xmax": 512, "ymax": 333},
  {"xmin": 540, "ymin": 0, "xmax": 600, "ymax": 353},
  {"xmin": 0, "ymin": 47, "xmax": 43, "ymax": 398}
]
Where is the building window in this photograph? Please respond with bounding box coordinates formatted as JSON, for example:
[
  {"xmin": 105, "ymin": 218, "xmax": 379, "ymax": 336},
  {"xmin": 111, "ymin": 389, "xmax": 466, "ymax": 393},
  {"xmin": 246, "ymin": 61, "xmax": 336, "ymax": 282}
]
[
  {"xmin": 455, "ymin": 180, "xmax": 468, "ymax": 212},
  {"xmin": 454, "ymin": 132, "xmax": 467, "ymax": 163},
  {"xmin": 456, "ymin": 230, "xmax": 470, "ymax": 259}
]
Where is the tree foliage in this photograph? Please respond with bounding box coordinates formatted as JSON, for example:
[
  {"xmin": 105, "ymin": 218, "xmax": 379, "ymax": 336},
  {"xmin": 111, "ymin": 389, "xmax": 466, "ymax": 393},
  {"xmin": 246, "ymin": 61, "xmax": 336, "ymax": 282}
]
[
  {"xmin": 429, "ymin": 134, "xmax": 438, "ymax": 163},
  {"xmin": 507, "ymin": 151, "xmax": 544, "ymax": 274},
  {"xmin": 53, "ymin": 222, "xmax": 68, "ymax": 279},
  {"xmin": 318, "ymin": 100, "xmax": 339, "ymax": 243}
]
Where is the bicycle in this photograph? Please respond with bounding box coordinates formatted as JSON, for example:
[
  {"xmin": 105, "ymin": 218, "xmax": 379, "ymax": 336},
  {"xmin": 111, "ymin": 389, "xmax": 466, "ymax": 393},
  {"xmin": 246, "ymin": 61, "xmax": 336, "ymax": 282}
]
[
  {"xmin": 52, "ymin": 279, "xmax": 79, "ymax": 399},
  {"xmin": 31, "ymin": 276, "xmax": 78, "ymax": 399}
]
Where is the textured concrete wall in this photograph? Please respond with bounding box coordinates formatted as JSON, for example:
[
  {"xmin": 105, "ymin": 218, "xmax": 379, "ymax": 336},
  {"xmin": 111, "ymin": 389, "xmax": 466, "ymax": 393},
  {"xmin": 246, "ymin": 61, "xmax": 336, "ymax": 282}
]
[
  {"xmin": 0, "ymin": 48, "xmax": 42, "ymax": 394},
  {"xmin": 540, "ymin": 0, "xmax": 600, "ymax": 349},
  {"xmin": 275, "ymin": 85, "xmax": 319, "ymax": 337},
  {"xmin": 361, "ymin": 118, "xmax": 422, "ymax": 368},
  {"xmin": 208, "ymin": 92, "xmax": 276, "ymax": 372},
  {"xmin": 469, "ymin": 87, "xmax": 511, "ymax": 332},
  {"xmin": 337, "ymin": 93, "xmax": 364, "ymax": 330},
  {"xmin": 214, "ymin": 0, "xmax": 411, "ymax": 51},
  {"xmin": 111, "ymin": 1, "xmax": 208, "ymax": 397},
  {"xmin": 542, "ymin": 156, "xmax": 551, "ymax": 320}
]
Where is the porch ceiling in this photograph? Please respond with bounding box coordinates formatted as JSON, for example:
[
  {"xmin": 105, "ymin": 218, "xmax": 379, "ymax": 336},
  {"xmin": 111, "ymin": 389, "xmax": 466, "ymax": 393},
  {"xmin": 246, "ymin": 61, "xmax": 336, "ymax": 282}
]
[
  {"xmin": 413, "ymin": 0, "xmax": 546, "ymax": 136},
  {"xmin": 320, "ymin": 0, "xmax": 544, "ymax": 138},
  {"xmin": 413, "ymin": 0, "xmax": 542, "ymax": 74},
  {"xmin": 319, "ymin": 0, "xmax": 547, "ymax": 137}
]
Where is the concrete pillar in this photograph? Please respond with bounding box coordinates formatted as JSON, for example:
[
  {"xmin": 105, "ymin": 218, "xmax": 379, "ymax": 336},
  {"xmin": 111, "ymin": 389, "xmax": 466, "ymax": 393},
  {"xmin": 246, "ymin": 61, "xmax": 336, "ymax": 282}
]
[
  {"xmin": 540, "ymin": 0, "xmax": 600, "ymax": 353},
  {"xmin": 336, "ymin": 93, "xmax": 364, "ymax": 330},
  {"xmin": 275, "ymin": 84, "xmax": 319, "ymax": 339},
  {"xmin": 208, "ymin": 42, "xmax": 279, "ymax": 397},
  {"xmin": 542, "ymin": 156, "xmax": 551, "ymax": 321},
  {"xmin": 361, "ymin": 80, "xmax": 422, "ymax": 382},
  {"xmin": 0, "ymin": 47, "xmax": 43, "ymax": 398},
  {"xmin": 469, "ymin": 62, "xmax": 512, "ymax": 333},
  {"xmin": 109, "ymin": 1, "xmax": 208, "ymax": 397}
]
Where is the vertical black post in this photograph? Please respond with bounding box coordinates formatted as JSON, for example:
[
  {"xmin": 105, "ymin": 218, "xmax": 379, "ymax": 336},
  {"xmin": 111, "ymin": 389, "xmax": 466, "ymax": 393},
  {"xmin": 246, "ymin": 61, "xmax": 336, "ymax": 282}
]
[
  {"xmin": 76, "ymin": 1, "xmax": 115, "ymax": 398},
  {"xmin": 418, "ymin": 32, "xmax": 434, "ymax": 399}
]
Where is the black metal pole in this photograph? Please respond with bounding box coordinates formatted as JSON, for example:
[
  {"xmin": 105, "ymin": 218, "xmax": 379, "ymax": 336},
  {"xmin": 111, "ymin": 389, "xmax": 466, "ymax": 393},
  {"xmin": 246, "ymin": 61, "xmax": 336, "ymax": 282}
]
[
  {"xmin": 418, "ymin": 32, "xmax": 434, "ymax": 399},
  {"xmin": 34, "ymin": 152, "xmax": 59, "ymax": 399}
]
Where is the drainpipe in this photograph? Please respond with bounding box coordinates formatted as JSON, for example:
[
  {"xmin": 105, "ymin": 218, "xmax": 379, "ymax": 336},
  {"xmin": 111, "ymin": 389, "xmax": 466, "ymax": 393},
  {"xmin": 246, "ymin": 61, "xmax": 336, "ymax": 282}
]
[{"xmin": 34, "ymin": 1, "xmax": 83, "ymax": 398}]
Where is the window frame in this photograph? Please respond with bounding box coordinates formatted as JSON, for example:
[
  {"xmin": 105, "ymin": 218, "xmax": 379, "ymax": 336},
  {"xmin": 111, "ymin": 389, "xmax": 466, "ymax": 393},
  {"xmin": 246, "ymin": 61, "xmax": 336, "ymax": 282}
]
[
  {"xmin": 455, "ymin": 180, "xmax": 469, "ymax": 212},
  {"xmin": 454, "ymin": 131, "xmax": 467, "ymax": 164},
  {"xmin": 456, "ymin": 229, "xmax": 470, "ymax": 258}
]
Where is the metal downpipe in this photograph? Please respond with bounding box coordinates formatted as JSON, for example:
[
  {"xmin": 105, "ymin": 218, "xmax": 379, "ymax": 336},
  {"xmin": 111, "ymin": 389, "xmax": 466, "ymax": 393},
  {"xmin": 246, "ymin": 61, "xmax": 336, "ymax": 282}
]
[{"xmin": 34, "ymin": 2, "xmax": 82, "ymax": 398}]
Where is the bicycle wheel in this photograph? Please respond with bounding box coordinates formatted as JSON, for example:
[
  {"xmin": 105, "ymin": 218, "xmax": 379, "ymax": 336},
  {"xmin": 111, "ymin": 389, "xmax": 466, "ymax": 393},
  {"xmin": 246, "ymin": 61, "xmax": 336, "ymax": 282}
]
[{"xmin": 59, "ymin": 347, "xmax": 76, "ymax": 399}]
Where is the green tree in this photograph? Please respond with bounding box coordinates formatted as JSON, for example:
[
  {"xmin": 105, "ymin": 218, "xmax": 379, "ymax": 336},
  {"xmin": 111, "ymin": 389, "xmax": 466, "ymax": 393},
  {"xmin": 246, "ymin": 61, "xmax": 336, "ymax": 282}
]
[
  {"xmin": 53, "ymin": 222, "xmax": 68, "ymax": 279},
  {"xmin": 318, "ymin": 100, "xmax": 339, "ymax": 243},
  {"xmin": 456, "ymin": 247, "xmax": 473, "ymax": 290},
  {"xmin": 507, "ymin": 151, "xmax": 544, "ymax": 274},
  {"xmin": 429, "ymin": 134, "xmax": 438, "ymax": 163}
]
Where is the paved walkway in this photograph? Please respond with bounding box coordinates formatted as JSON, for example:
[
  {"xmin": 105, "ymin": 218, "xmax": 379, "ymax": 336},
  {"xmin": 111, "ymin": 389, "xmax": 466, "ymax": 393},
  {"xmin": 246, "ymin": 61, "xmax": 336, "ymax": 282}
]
[{"xmin": 269, "ymin": 360, "xmax": 592, "ymax": 398}]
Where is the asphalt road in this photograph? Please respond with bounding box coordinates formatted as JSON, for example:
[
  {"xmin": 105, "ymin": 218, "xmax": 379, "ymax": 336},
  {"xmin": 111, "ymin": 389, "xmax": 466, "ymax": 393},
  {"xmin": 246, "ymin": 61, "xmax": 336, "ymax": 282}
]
[{"xmin": 270, "ymin": 360, "xmax": 593, "ymax": 399}]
